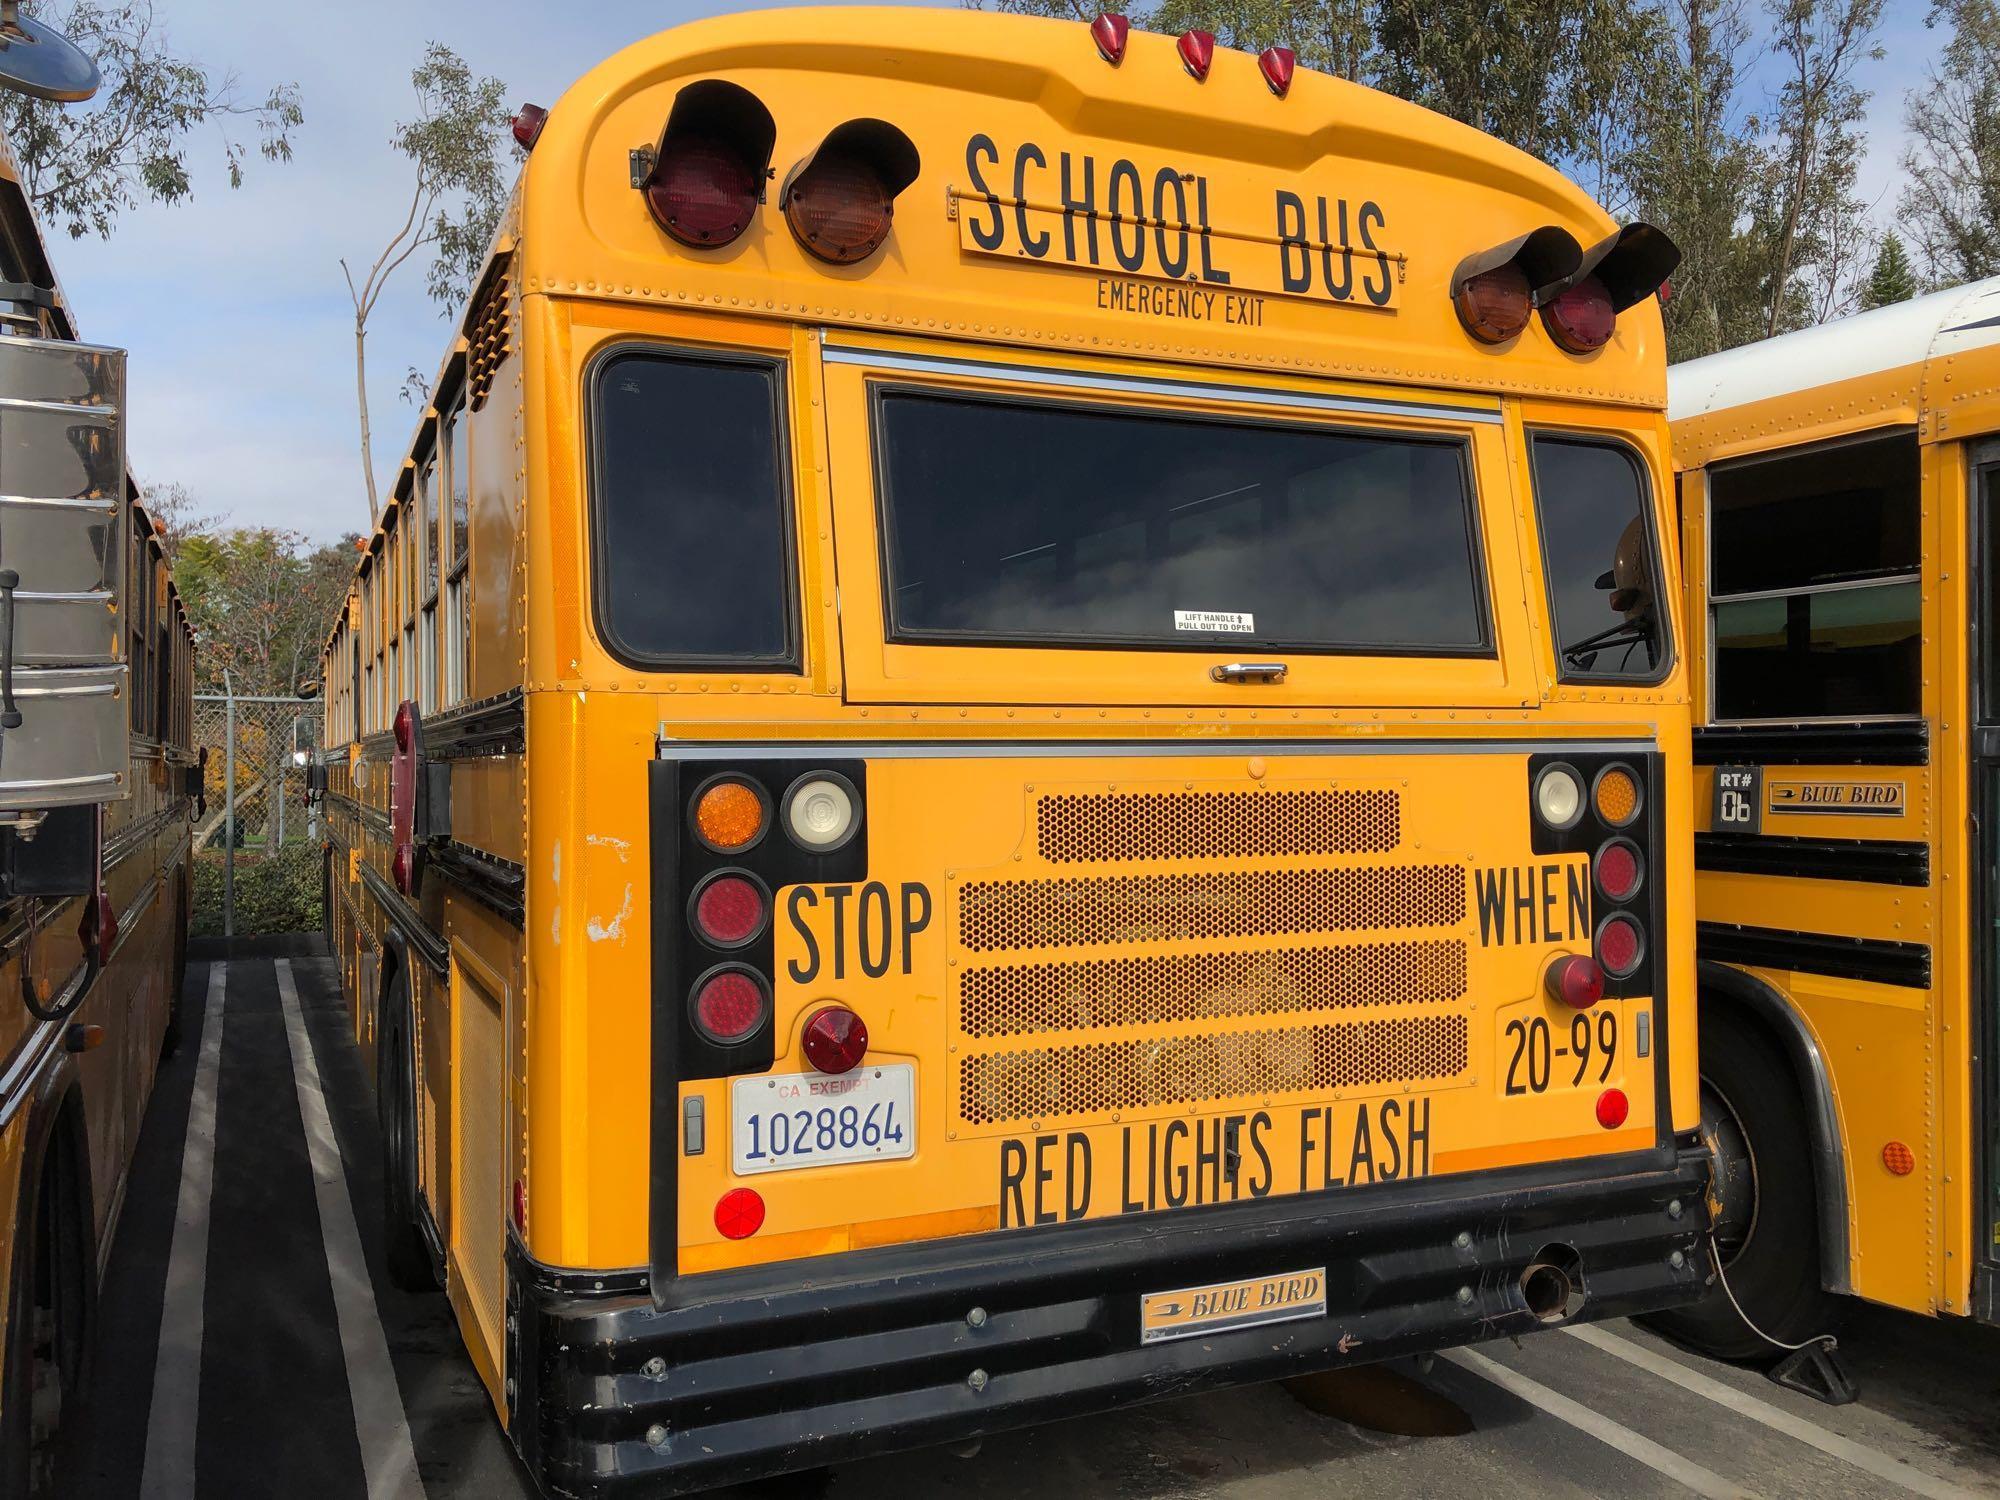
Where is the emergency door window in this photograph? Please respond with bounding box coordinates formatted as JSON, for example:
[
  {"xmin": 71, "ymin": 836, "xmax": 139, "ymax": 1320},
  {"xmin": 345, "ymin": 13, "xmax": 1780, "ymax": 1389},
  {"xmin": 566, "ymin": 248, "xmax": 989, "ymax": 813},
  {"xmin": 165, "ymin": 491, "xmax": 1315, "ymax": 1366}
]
[
  {"xmin": 1531, "ymin": 435, "xmax": 1667, "ymax": 682},
  {"xmin": 874, "ymin": 390, "xmax": 1488, "ymax": 655},
  {"xmin": 1708, "ymin": 431, "xmax": 1920, "ymax": 720}
]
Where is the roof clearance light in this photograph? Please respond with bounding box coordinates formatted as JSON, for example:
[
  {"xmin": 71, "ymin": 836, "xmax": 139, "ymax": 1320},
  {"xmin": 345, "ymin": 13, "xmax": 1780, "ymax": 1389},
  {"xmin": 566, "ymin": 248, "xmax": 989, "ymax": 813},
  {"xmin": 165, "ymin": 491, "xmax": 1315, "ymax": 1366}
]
[
  {"xmin": 511, "ymin": 103, "xmax": 547, "ymax": 152},
  {"xmin": 1450, "ymin": 226, "xmax": 1583, "ymax": 347},
  {"xmin": 1258, "ymin": 46, "xmax": 1296, "ymax": 97},
  {"xmin": 781, "ymin": 119, "xmax": 921, "ymax": 266},
  {"xmin": 640, "ymin": 79, "xmax": 776, "ymax": 251},
  {"xmin": 1177, "ymin": 29, "xmax": 1215, "ymax": 79},
  {"xmin": 1091, "ymin": 12, "xmax": 1130, "ymax": 64}
]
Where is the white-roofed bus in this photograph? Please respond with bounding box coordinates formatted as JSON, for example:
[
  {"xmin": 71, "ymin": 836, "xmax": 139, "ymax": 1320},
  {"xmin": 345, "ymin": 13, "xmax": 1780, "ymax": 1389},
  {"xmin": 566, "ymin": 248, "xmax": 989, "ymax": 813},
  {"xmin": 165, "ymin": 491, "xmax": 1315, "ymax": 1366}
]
[
  {"xmin": 1663, "ymin": 277, "xmax": 2000, "ymax": 1363},
  {"xmin": 316, "ymin": 8, "xmax": 1707, "ymax": 1493}
]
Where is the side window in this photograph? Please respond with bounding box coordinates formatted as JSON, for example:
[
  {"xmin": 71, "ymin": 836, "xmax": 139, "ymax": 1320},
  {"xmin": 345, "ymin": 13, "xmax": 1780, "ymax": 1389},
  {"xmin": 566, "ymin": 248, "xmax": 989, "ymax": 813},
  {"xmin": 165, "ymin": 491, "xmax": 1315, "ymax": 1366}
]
[
  {"xmin": 1708, "ymin": 431, "xmax": 1920, "ymax": 721},
  {"xmin": 589, "ymin": 350, "xmax": 796, "ymax": 668},
  {"xmin": 1531, "ymin": 435, "xmax": 1668, "ymax": 681},
  {"xmin": 440, "ymin": 399, "xmax": 466, "ymax": 705}
]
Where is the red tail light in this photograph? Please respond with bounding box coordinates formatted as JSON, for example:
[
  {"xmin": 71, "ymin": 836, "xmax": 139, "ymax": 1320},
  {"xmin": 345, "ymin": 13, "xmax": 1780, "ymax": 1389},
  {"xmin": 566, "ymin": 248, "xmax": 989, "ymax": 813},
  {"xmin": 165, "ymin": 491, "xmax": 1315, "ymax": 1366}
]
[
  {"xmin": 781, "ymin": 119, "xmax": 921, "ymax": 266},
  {"xmin": 511, "ymin": 104, "xmax": 547, "ymax": 152},
  {"xmin": 692, "ymin": 967, "xmax": 770, "ymax": 1045},
  {"xmin": 1596, "ymin": 914, "xmax": 1644, "ymax": 978},
  {"xmin": 1595, "ymin": 1088, "xmax": 1630, "ymax": 1130},
  {"xmin": 802, "ymin": 1006, "xmax": 869, "ymax": 1075},
  {"xmin": 691, "ymin": 872, "xmax": 769, "ymax": 948},
  {"xmin": 1545, "ymin": 954, "xmax": 1604, "ymax": 1010},
  {"xmin": 1177, "ymin": 29, "xmax": 1215, "ymax": 79},
  {"xmin": 715, "ymin": 1187, "xmax": 766, "ymax": 1239},
  {"xmin": 1258, "ymin": 46, "xmax": 1296, "ymax": 96},
  {"xmin": 1541, "ymin": 273, "xmax": 1615, "ymax": 353},
  {"xmin": 1594, "ymin": 839, "xmax": 1642, "ymax": 902},
  {"xmin": 1091, "ymin": 11, "xmax": 1129, "ymax": 63},
  {"xmin": 392, "ymin": 699, "xmax": 414, "ymax": 753},
  {"xmin": 1454, "ymin": 264, "xmax": 1533, "ymax": 345}
]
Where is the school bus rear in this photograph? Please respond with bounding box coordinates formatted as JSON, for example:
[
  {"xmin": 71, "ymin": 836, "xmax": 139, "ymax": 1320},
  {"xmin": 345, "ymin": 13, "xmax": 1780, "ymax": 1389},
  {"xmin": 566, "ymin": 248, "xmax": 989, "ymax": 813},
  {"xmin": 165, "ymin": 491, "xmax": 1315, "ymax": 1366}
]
[{"xmin": 414, "ymin": 9, "xmax": 1711, "ymax": 1493}]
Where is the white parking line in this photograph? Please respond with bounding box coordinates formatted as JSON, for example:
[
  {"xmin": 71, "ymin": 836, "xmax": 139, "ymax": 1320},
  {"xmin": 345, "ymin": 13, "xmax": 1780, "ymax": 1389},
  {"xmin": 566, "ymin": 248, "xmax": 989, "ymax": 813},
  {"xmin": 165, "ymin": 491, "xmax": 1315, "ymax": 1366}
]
[
  {"xmin": 1443, "ymin": 1346, "xmax": 1754, "ymax": 1499},
  {"xmin": 140, "ymin": 962, "xmax": 227, "ymax": 1500},
  {"xmin": 275, "ymin": 959, "xmax": 423, "ymax": 1500},
  {"xmin": 1566, "ymin": 1324, "xmax": 1982, "ymax": 1499}
]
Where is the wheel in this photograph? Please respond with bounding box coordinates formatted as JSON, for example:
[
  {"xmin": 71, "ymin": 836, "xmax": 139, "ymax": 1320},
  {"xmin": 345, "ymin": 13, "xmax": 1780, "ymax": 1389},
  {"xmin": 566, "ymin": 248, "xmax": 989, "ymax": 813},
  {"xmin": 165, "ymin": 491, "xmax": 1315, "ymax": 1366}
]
[
  {"xmin": 2, "ymin": 1138, "xmax": 88, "ymax": 1500},
  {"xmin": 1646, "ymin": 1006, "xmax": 1835, "ymax": 1359},
  {"xmin": 378, "ymin": 970, "xmax": 438, "ymax": 1294}
]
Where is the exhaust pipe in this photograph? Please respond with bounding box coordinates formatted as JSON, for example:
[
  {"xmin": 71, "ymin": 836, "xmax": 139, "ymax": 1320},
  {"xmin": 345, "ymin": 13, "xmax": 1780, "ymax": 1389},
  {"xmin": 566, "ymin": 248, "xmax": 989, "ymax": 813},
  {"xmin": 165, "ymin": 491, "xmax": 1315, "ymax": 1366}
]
[{"xmin": 1519, "ymin": 1244, "xmax": 1585, "ymax": 1324}]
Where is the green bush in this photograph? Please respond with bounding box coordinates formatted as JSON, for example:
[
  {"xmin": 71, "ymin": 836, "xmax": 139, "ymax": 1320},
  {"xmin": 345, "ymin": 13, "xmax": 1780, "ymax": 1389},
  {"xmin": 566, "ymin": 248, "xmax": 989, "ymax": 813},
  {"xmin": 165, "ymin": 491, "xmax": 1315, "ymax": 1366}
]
[{"xmin": 192, "ymin": 848, "xmax": 321, "ymax": 937}]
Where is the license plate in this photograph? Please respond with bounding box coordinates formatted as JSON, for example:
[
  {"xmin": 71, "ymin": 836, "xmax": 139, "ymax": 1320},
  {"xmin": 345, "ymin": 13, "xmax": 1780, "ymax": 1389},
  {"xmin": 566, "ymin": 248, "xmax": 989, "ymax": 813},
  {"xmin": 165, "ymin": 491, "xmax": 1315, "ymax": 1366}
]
[
  {"xmin": 731, "ymin": 1064, "xmax": 916, "ymax": 1175},
  {"xmin": 1140, "ymin": 1266, "xmax": 1327, "ymax": 1344}
]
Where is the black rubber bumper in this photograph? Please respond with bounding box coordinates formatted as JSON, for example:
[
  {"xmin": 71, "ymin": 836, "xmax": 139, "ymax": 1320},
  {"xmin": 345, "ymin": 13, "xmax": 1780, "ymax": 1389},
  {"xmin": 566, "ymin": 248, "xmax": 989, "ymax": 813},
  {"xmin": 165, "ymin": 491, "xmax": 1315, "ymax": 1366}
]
[{"xmin": 508, "ymin": 1143, "xmax": 1710, "ymax": 1498}]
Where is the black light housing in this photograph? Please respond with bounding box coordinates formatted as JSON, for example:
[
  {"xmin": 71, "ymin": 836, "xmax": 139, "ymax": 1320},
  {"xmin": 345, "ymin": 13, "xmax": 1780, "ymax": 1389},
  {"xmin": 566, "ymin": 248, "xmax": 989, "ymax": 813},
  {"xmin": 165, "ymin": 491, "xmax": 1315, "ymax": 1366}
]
[
  {"xmin": 1449, "ymin": 226, "xmax": 1582, "ymax": 345},
  {"xmin": 780, "ymin": 118, "xmax": 921, "ymax": 265},
  {"xmin": 640, "ymin": 79, "xmax": 777, "ymax": 249}
]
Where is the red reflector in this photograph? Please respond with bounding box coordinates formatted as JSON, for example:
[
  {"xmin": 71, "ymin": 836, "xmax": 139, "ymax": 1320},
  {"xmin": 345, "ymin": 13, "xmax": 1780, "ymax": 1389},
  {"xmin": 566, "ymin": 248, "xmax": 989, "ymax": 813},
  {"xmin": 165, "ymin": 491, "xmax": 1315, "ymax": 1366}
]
[
  {"xmin": 1542, "ymin": 273, "xmax": 1616, "ymax": 353},
  {"xmin": 692, "ymin": 968, "xmax": 769, "ymax": 1045},
  {"xmin": 392, "ymin": 700, "xmax": 415, "ymax": 754},
  {"xmin": 1595, "ymin": 1088, "xmax": 1630, "ymax": 1130},
  {"xmin": 1545, "ymin": 954, "xmax": 1604, "ymax": 1010},
  {"xmin": 646, "ymin": 136, "xmax": 760, "ymax": 248},
  {"xmin": 512, "ymin": 1178, "xmax": 528, "ymax": 1235},
  {"xmin": 1454, "ymin": 263, "xmax": 1532, "ymax": 344},
  {"xmin": 802, "ymin": 1006, "xmax": 869, "ymax": 1075},
  {"xmin": 1883, "ymin": 1140, "xmax": 1915, "ymax": 1176},
  {"xmin": 692, "ymin": 873, "xmax": 767, "ymax": 948},
  {"xmin": 1595, "ymin": 840, "xmax": 1642, "ymax": 902},
  {"xmin": 1596, "ymin": 914, "xmax": 1643, "ymax": 978},
  {"xmin": 783, "ymin": 154, "xmax": 894, "ymax": 265},
  {"xmin": 716, "ymin": 1187, "xmax": 765, "ymax": 1239},
  {"xmin": 1177, "ymin": 29, "xmax": 1215, "ymax": 79},
  {"xmin": 512, "ymin": 104, "xmax": 547, "ymax": 151},
  {"xmin": 1258, "ymin": 46, "xmax": 1295, "ymax": 96},
  {"xmin": 391, "ymin": 843, "xmax": 414, "ymax": 896},
  {"xmin": 1091, "ymin": 11, "xmax": 1129, "ymax": 63}
]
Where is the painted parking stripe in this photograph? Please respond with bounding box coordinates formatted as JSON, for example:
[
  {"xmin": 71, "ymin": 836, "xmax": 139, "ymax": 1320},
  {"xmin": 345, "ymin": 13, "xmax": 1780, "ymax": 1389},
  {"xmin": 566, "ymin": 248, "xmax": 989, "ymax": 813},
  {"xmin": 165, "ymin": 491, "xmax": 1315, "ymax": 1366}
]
[
  {"xmin": 1443, "ymin": 1346, "xmax": 1753, "ymax": 1499},
  {"xmin": 275, "ymin": 958, "xmax": 423, "ymax": 1500},
  {"xmin": 140, "ymin": 963, "xmax": 227, "ymax": 1500},
  {"xmin": 1566, "ymin": 1325, "xmax": 1981, "ymax": 1499}
]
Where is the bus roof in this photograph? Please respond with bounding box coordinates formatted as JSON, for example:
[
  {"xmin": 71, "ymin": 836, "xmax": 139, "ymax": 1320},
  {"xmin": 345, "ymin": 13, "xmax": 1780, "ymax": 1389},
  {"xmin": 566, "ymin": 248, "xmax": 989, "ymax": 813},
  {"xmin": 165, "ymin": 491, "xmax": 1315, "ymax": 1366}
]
[
  {"xmin": 516, "ymin": 6, "xmax": 1661, "ymax": 408},
  {"xmin": 1668, "ymin": 276, "xmax": 2000, "ymax": 438}
]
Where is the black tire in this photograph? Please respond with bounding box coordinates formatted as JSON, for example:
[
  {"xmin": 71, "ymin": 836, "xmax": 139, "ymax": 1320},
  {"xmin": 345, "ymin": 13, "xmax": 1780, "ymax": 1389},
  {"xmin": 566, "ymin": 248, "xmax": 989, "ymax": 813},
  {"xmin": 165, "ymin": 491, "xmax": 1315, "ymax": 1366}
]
[
  {"xmin": 1646, "ymin": 1006, "xmax": 1836, "ymax": 1359},
  {"xmin": 378, "ymin": 969, "xmax": 438, "ymax": 1294},
  {"xmin": 2, "ymin": 1132, "xmax": 89, "ymax": 1500}
]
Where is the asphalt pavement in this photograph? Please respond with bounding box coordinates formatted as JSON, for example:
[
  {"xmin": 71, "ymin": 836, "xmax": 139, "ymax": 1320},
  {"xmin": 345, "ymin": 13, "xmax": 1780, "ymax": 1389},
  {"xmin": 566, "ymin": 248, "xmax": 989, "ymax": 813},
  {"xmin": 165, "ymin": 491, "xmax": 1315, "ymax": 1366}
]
[{"xmin": 53, "ymin": 951, "xmax": 2000, "ymax": 1499}]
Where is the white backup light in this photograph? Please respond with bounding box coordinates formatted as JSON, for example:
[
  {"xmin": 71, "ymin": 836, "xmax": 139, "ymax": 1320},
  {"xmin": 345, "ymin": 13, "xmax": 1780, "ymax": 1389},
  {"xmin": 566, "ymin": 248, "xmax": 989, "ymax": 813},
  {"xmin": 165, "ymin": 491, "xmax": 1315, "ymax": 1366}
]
[{"xmin": 785, "ymin": 775, "xmax": 859, "ymax": 851}]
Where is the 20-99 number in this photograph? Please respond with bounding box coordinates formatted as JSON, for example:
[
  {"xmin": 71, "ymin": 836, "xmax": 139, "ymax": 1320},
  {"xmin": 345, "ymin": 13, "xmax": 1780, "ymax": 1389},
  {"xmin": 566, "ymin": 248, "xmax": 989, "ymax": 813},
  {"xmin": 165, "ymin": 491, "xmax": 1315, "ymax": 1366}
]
[
  {"xmin": 742, "ymin": 1100, "xmax": 906, "ymax": 1161},
  {"xmin": 1505, "ymin": 1011, "xmax": 1618, "ymax": 1096}
]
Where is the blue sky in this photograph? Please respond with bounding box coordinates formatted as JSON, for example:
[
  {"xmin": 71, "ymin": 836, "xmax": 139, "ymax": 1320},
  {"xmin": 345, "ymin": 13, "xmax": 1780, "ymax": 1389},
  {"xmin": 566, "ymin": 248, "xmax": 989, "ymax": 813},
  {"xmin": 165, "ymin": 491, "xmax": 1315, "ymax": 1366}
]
[{"xmin": 45, "ymin": 0, "xmax": 1939, "ymax": 542}]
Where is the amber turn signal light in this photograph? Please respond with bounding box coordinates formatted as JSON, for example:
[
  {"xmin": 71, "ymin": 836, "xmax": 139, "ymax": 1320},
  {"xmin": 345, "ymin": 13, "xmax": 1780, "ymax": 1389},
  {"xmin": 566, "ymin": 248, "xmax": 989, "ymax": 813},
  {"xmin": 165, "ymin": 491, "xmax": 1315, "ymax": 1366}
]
[{"xmin": 693, "ymin": 778, "xmax": 767, "ymax": 852}]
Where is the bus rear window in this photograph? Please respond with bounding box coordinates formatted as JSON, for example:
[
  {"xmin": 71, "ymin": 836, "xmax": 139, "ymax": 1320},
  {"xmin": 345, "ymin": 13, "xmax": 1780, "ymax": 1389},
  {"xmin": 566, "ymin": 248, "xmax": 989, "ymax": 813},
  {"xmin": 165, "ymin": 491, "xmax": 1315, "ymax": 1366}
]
[
  {"xmin": 875, "ymin": 392, "xmax": 1488, "ymax": 654},
  {"xmin": 590, "ymin": 350, "xmax": 796, "ymax": 668}
]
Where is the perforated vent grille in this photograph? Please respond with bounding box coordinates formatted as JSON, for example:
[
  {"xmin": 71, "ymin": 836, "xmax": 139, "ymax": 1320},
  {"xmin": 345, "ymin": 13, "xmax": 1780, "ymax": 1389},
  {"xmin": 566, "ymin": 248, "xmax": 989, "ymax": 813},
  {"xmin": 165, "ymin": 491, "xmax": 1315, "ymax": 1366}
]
[
  {"xmin": 467, "ymin": 258, "xmax": 514, "ymax": 412},
  {"xmin": 1036, "ymin": 788, "xmax": 1400, "ymax": 864},
  {"xmin": 959, "ymin": 938, "xmax": 1466, "ymax": 1038},
  {"xmin": 958, "ymin": 1014, "xmax": 1468, "ymax": 1125},
  {"xmin": 957, "ymin": 864, "xmax": 1464, "ymax": 954}
]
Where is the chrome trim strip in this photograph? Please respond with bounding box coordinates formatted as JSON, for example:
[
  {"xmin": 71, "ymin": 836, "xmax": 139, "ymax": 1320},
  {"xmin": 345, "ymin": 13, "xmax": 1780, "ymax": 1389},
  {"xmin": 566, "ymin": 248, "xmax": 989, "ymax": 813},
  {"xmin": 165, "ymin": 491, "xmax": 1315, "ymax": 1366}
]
[
  {"xmin": 1, "ymin": 771, "xmax": 123, "ymax": 792},
  {"xmin": 818, "ymin": 345, "xmax": 1506, "ymax": 425},
  {"xmin": 655, "ymin": 735, "xmax": 1655, "ymax": 762},
  {"xmin": 0, "ymin": 494, "xmax": 119, "ymax": 512},
  {"xmin": 0, "ymin": 395, "xmax": 116, "ymax": 418},
  {"xmin": 1709, "ymin": 571, "xmax": 1922, "ymax": 606},
  {"xmin": 0, "ymin": 1014, "xmax": 64, "ymax": 1129},
  {"xmin": 12, "ymin": 681, "xmax": 117, "ymax": 698},
  {"xmin": 16, "ymin": 589, "xmax": 115, "ymax": 604}
]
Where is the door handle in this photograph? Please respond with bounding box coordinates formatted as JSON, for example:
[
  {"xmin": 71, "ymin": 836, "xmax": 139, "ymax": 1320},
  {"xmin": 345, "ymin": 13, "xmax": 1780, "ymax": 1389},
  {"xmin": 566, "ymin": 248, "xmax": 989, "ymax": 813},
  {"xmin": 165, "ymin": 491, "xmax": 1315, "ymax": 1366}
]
[{"xmin": 1210, "ymin": 662, "xmax": 1287, "ymax": 684}]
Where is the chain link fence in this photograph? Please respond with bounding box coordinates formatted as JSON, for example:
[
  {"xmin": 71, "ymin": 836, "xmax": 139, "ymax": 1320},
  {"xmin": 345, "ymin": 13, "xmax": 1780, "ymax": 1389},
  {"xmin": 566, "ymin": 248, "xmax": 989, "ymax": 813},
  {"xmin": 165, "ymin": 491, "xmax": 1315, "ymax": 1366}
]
[{"xmin": 192, "ymin": 693, "xmax": 322, "ymax": 938}]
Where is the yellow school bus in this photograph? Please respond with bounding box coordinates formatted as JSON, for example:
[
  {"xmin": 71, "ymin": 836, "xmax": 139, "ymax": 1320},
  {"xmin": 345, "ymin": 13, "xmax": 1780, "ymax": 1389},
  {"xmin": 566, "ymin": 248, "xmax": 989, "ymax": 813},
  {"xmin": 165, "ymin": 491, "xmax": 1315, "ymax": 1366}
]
[
  {"xmin": 1663, "ymin": 276, "xmax": 2000, "ymax": 1358},
  {"xmin": 0, "ymin": 126, "xmax": 199, "ymax": 1496},
  {"xmin": 317, "ymin": 8, "xmax": 1700, "ymax": 1492}
]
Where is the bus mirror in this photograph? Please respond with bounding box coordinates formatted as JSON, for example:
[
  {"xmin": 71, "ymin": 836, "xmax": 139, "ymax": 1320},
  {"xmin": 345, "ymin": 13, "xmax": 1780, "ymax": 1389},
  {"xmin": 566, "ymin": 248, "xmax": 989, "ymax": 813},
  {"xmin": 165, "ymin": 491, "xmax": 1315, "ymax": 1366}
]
[
  {"xmin": 1449, "ymin": 226, "xmax": 1581, "ymax": 344},
  {"xmin": 780, "ymin": 119, "xmax": 921, "ymax": 266},
  {"xmin": 638, "ymin": 79, "xmax": 777, "ymax": 251},
  {"xmin": 1556, "ymin": 223, "xmax": 1682, "ymax": 313}
]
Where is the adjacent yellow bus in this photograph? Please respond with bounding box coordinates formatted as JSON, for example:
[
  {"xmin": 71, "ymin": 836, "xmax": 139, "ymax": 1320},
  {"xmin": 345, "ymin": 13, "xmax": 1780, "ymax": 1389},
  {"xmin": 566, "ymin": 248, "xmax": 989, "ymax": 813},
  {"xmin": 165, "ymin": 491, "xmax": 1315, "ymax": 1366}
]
[
  {"xmin": 1665, "ymin": 276, "xmax": 2000, "ymax": 1357},
  {"xmin": 318, "ymin": 9, "xmax": 1701, "ymax": 1492},
  {"xmin": 0, "ymin": 125, "xmax": 199, "ymax": 1499}
]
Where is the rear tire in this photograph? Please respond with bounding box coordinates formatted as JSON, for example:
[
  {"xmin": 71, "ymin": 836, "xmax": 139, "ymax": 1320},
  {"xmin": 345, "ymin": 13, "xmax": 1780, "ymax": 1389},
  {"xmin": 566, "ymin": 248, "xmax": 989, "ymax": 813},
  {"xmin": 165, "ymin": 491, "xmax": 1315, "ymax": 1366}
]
[
  {"xmin": 1646, "ymin": 1006, "xmax": 1835, "ymax": 1359},
  {"xmin": 2, "ymin": 1131, "xmax": 89, "ymax": 1500},
  {"xmin": 378, "ymin": 969, "xmax": 438, "ymax": 1294}
]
